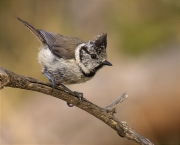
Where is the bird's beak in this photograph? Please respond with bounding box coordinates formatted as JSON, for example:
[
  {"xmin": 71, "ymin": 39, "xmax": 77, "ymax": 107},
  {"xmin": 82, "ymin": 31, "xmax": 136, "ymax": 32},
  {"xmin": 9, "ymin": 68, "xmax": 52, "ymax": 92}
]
[{"xmin": 102, "ymin": 60, "xmax": 112, "ymax": 66}]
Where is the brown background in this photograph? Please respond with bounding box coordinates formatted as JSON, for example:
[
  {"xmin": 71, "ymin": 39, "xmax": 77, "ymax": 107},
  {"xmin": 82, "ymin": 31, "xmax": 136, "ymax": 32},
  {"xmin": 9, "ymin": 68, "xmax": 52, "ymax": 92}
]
[{"xmin": 0, "ymin": 0, "xmax": 179, "ymax": 144}]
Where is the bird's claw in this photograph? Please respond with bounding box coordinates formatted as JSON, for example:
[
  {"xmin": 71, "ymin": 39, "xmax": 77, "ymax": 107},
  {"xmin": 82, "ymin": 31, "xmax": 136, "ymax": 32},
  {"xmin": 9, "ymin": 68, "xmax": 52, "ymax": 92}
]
[
  {"xmin": 67, "ymin": 91, "xmax": 83, "ymax": 107},
  {"xmin": 43, "ymin": 71, "xmax": 83, "ymax": 107}
]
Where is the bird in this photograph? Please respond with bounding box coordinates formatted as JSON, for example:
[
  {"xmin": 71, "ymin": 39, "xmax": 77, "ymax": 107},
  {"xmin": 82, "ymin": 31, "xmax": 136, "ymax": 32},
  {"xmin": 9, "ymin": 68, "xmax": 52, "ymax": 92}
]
[{"xmin": 17, "ymin": 17, "xmax": 112, "ymax": 106}]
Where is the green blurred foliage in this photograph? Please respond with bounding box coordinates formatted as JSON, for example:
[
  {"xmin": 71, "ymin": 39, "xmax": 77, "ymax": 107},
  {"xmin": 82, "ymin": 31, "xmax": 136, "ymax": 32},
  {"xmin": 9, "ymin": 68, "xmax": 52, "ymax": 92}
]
[{"xmin": 108, "ymin": 1, "xmax": 179, "ymax": 56}]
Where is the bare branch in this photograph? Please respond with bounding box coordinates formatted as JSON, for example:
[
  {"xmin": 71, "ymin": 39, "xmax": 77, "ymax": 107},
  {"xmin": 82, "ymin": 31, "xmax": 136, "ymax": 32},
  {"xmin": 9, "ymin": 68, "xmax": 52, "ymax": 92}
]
[{"xmin": 0, "ymin": 66, "xmax": 154, "ymax": 145}]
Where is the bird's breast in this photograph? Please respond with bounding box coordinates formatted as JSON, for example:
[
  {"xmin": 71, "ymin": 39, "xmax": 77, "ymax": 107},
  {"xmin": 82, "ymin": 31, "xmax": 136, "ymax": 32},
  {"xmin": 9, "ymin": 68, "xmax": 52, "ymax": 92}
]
[{"xmin": 38, "ymin": 47, "xmax": 93, "ymax": 85}]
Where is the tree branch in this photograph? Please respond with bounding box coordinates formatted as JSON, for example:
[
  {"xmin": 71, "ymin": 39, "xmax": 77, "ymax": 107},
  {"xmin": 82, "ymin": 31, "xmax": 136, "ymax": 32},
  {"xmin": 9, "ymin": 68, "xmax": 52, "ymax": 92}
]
[{"xmin": 0, "ymin": 66, "xmax": 154, "ymax": 145}]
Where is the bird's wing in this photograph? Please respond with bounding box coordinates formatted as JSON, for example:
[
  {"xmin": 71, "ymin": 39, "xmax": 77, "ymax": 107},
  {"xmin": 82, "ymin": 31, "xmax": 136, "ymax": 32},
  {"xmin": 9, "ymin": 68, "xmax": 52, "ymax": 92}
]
[
  {"xmin": 38, "ymin": 30, "xmax": 84, "ymax": 59},
  {"xmin": 17, "ymin": 17, "xmax": 84, "ymax": 60}
]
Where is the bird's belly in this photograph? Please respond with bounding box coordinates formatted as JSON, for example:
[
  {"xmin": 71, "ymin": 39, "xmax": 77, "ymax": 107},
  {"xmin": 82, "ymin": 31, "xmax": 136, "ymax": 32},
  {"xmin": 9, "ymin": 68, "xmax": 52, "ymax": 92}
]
[
  {"xmin": 53, "ymin": 63, "xmax": 92, "ymax": 85},
  {"xmin": 38, "ymin": 48, "xmax": 92, "ymax": 85}
]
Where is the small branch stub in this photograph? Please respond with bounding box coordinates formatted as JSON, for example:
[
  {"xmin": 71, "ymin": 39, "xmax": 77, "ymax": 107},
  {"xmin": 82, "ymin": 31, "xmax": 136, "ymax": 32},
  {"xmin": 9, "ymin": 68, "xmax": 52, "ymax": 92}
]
[{"xmin": 105, "ymin": 92, "xmax": 128, "ymax": 114}]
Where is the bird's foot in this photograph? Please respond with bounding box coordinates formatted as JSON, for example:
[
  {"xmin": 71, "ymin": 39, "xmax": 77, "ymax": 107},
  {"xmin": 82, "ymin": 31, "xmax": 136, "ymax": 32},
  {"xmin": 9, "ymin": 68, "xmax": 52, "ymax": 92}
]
[
  {"xmin": 55, "ymin": 83, "xmax": 83, "ymax": 107},
  {"xmin": 43, "ymin": 71, "xmax": 83, "ymax": 107},
  {"xmin": 67, "ymin": 91, "xmax": 83, "ymax": 107}
]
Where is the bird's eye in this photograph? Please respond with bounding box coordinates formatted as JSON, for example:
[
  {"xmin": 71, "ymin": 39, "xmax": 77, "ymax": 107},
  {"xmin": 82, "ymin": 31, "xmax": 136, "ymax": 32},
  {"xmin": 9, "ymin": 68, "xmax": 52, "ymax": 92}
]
[{"xmin": 91, "ymin": 54, "xmax": 97, "ymax": 59}]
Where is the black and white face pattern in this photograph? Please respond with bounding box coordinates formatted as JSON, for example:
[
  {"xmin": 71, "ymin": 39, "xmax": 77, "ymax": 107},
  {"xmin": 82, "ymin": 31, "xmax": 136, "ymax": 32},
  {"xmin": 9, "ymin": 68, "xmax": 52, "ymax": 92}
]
[{"xmin": 75, "ymin": 33, "xmax": 108, "ymax": 77}]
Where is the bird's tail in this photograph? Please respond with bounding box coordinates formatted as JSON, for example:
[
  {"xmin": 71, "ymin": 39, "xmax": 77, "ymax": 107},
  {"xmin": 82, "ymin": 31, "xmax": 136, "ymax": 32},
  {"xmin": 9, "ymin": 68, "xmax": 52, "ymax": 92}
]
[{"xmin": 16, "ymin": 17, "xmax": 45, "ymax": 43}]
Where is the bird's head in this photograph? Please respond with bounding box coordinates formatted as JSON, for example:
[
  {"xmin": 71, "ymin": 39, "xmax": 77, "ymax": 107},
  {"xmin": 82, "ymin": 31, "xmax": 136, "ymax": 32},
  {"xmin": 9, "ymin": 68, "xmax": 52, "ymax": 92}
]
[{"xmin": 75, "ymin": 33, "xmax": 112, "ymax": 77}]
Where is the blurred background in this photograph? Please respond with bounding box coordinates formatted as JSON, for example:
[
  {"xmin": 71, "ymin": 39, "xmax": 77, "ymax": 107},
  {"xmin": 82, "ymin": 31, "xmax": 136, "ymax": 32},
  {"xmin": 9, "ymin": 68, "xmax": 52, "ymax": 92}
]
[{"xmin": 0, "ymin": 0, "xmax": 179, "ymax": 144}]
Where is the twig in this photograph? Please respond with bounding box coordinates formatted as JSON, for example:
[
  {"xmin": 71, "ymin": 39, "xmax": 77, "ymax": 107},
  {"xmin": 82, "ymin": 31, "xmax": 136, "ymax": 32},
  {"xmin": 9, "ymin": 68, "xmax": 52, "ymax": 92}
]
[
  {"xmin": 105, "ymin": 92, "xmax": 128, "ymax": 114},
  {"xmin": 0, "ymin": 66, "xmax": 154, "ymax": 145}
]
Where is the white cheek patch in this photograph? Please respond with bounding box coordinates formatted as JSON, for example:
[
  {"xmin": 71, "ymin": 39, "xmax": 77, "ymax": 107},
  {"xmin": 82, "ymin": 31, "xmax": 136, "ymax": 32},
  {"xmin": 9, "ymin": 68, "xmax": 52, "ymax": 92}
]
[
  {"xmin": 75, "ymin": 43, "xmax": 84, "ymax": 63},
  {"xmin": 75, "ymin": 43, "xmax": 91, "ymax": 74}
]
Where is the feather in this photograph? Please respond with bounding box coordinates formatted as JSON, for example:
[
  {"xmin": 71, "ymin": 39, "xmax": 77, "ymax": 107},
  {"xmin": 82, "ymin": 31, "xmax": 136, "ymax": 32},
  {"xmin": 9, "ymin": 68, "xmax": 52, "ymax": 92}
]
[{"xmin": 17, "ymin": 17, "xmax": 84, "ymax": 60}]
